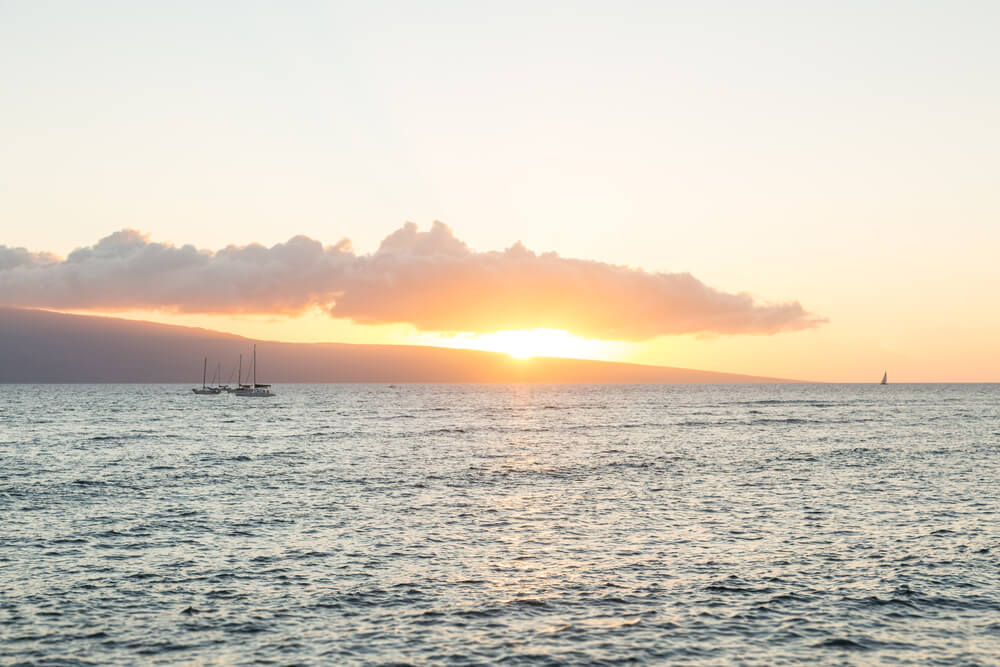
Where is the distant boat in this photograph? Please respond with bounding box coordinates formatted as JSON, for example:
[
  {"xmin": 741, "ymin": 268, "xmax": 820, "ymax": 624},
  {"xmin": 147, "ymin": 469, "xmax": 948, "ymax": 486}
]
[
  {"xmin": 880, "ymin": 371, "xmax": 887, "ymax": 385},
  {"xmin": 210, "ymin": 362, "xmax": 225, "ymax": 391},
  {"xmin": 221, "ymin": 354, "xmax": 243, "ymax": 393},
  {"xmin": 235, "ymin": 345, "xmax": 274, "ymax": 397},
  {"xmin": 213, "ymin": 360, "xmax": 231, "ymax": 393},
  {"xmin": 192, "ymin": 357, "xmax": 222, "ymax": 395}
]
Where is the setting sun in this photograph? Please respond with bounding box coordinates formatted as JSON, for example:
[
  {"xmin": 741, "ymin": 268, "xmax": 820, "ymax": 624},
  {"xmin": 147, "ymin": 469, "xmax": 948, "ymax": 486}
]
[
  {"xmin": 432, "ymin": 329, "xmax": 629, "ymax": 361},
  {"xmin": 5, "ymin": 3, "xmax": 1000, "ymax": 665}
]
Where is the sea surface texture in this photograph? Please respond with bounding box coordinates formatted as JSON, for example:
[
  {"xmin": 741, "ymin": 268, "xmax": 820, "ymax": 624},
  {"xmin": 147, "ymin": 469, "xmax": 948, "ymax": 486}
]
[{"xmin": 2, "ymin": 383, "xmax": 999, "ymax": 665}]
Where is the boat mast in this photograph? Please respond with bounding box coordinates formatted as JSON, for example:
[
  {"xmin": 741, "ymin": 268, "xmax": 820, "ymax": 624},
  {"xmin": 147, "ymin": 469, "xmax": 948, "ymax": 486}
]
[
  {"xmin": 253, "ymin": 344, "xmax": 257, "ymax": 387},
  {"xmin": 202, "ymin": 357, "xmax": 207, "ymax": 389},
  {"xmin": 238, "ymin": 354, "xmax": 242, "ymax": 385}
]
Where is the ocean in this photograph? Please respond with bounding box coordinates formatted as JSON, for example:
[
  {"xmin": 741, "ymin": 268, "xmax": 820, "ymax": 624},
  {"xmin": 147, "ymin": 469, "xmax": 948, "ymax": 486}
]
[{"xmin": 2, "ymin": 383, "xmax": 998, "ymax": 665}]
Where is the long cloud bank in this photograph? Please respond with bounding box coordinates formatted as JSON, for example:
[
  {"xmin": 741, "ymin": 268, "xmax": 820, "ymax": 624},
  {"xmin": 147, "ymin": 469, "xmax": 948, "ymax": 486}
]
[{"xmin": 0, "ymin": 222, "xmax": 824, "ymax": 340}]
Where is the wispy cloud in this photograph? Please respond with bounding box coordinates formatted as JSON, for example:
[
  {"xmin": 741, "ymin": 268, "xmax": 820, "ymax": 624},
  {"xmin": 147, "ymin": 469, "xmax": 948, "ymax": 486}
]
[{"xmin": 0, "ymin": 223, "xmax": 824, "ymax": 340}]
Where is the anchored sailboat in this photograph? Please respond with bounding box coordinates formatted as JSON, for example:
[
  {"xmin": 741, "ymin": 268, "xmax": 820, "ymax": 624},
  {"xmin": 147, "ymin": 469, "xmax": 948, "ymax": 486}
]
[
  {"xmin": 235, "ymin": 345, "xmax": 274, "ymax": 397},
  {"xmin": 880, "ymin": 371, "xmax": 887, "ymax": 385},
  {"xmin": 222, "ymin": 354, "xmax": 243, "ymax": 393},
  {"xmin": 192, "ymin": 357, "xmax": 222, "ymax": 395},
  {"xmin": 214, "ymin": 361, "xmax": 231, "ymax": 393}
]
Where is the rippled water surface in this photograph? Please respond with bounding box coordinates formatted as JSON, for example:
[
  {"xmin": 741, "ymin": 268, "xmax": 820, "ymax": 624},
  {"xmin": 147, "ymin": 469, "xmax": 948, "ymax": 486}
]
[{"xmin": 2, "ymin": 383, "xmax": 999, "ymax": 665}]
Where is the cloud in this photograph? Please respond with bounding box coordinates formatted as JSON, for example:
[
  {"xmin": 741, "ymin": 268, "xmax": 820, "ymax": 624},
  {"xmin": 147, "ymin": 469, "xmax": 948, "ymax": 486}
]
[{"xmin": 0, "ymin": 222, "xmax": 824, "ymax": 340}]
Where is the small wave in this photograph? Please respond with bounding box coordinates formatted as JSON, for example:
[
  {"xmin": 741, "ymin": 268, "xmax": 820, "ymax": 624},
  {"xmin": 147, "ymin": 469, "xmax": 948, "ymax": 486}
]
[
  {"xmin": 855, "ymin": 595, "xmax": 919, "ymax": 610},
  {"xmin": 751, "ymin": 417, "xmax": 815, "ymax": 425},
  {"xmin": 577, "ymin": 616, "xmax": 643, "ymax": 629},
  {"xmin": 677, "ymin": 419, "xmax": 737, "ymax": 427},
  {"xmin": 706, "ymin": 584, "xmax": 773, "ymax": 594},
  {"xmin": 816, "ymin": 636, "xmax": 917, "ymax": 652},
  {"xmin": 829, "ymin": 447, "xmax": 883, "ymax": 457},
  {"xmin": 816, "ymin": 637, "xmax": 870, "ymax": 650},
  {"xmin": 455, "ymin": 607, "xmax": 504, "ymax": 619},
  {"xmin": 423, "ymin": 428, "xmax": 468, "ymax": 435},
  {"xmin": 508, "ymin": 597, "xmax": 549, "ymax": 607},
  {"xmin": 221, "ymin": 622, "xmax": 267, "ymax": 634},
  {"xmin": 730, "ymin": 399, "xmax": 849, "ymax": 407}
]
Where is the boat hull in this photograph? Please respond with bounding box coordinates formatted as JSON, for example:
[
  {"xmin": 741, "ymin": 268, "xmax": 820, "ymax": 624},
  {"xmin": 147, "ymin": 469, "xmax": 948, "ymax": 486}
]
[{"xmin": 234, "ymin": 389, "xmax": 274, "ymax": 397}]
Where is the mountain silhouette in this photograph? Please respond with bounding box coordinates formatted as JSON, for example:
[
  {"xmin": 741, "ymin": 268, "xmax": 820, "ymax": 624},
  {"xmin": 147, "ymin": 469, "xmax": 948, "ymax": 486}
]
[{"xmin": 0, "ymin": 308, "xmax": 793, "ymax": 383}]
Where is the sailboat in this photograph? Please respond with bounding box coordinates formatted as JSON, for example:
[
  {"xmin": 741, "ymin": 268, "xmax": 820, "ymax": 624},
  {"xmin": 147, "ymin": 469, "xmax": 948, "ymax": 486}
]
[
  {"xmin": 192, "ymin": 357, "xmax": 222, "ymax": 395},
  {"xmin": 880, "ymin": 371, "xmax": 887, "ymax": 385},
  {"xmin": 210, "ymin": 362, "xmax": 224, "ymax": 391},
  {"xmin": 213, "ymin": 361, "xmax": 232, "ymax": 393},
  {"xmin": 222, "ymin": 354, "xmax": 243, "ymax": 393},
  {"xmin": 235, "ymin": 345, "xmax": 274, "ymax": 397}
]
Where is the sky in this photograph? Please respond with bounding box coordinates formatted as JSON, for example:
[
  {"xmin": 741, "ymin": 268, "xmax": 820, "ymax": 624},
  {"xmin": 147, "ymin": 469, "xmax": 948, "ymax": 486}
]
[{"xmin": 2, "ymin": 1, "xmax": 999, "ymax": 381}]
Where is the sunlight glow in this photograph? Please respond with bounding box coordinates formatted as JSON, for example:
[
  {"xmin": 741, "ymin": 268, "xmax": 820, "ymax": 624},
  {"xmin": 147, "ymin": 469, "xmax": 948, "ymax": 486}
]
[
  {"xmin": 431, "ymin": 329, "xmax": 629, "ymax": 361},
  {"xmin": 74, "ymin": 311, "xmax": 634, "ymax": 364}
]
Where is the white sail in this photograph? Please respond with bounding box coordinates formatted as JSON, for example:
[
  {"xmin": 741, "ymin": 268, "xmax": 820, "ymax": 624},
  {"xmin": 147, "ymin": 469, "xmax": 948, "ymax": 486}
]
[{"xmin": 880, "ymin": 372, "xmax": 887, "ymax": 385}]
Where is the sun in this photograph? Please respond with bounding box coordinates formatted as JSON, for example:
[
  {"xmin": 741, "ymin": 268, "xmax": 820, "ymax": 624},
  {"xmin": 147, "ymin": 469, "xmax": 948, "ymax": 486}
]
[
  {"xmin": 432, "ymin": 329, "xmax": 627, "ymax": 361},
  {"xmin": 487, "ymin": 330, "xmax": 550, "ymax": 359}
]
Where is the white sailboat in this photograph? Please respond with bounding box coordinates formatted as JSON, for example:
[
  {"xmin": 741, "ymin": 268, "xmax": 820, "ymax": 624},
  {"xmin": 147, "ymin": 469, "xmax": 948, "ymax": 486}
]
[
  {"xmin": 219, "ymin": 354, "xmax": 244, "ymax": 394},
  {"xmin": 880, "ymin": 371, "xmax": 887, "ymax": 385},
  {"xmin": 192, "ymin": 357, "xmax": 222, "ymax": 395},
  {"xmin": 235, "ymin": 345, "xmax": 274, "ymax": 397},
  {"xmin": 222, "ymin": 354, "xmax": 243, "ymax": 393},
  {"xmin": 210, "ymin": 362, "xmax": 224, "ymax": 391},
  {"xmin": 214, "ymin": 361, "xmax": 231, "ymax": 393}
]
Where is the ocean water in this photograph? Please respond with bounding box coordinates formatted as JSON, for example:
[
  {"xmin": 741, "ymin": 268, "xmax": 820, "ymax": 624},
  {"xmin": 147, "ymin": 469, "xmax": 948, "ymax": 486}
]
[{"xmin": 1, "ymin": 383, "xmax": 999, "ymax": 665}]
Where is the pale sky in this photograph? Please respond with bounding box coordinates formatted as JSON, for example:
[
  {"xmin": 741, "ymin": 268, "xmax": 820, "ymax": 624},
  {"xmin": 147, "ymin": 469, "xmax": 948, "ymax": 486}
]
[{"xmin": 2, "ymin": 1, "xmax": 999, "ymax": 381}]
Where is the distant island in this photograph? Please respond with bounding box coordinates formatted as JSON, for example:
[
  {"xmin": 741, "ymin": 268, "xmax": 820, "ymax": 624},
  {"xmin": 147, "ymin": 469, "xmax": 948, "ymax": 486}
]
[{"xmin": 0, "ymin": 308, "xmax": 795, "ymax": 383}]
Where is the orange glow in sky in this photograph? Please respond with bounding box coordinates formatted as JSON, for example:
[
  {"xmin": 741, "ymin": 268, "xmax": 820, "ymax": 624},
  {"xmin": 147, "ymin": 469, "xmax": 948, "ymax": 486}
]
[
  {"xmin": 5, "ymin": 3, "xmax": 1000, "ymax": 382},
  {"xmin": 65, "ymin": 304, "xmax": 1000, "ymax": 383},
  {"xmin": 432, "ymin": 329, "xmax": 630, "ymax": 361}
]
